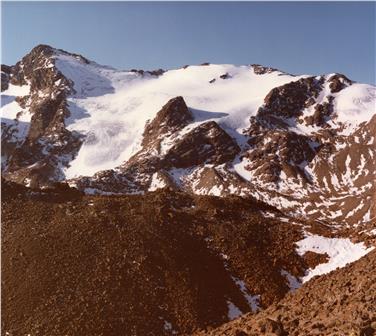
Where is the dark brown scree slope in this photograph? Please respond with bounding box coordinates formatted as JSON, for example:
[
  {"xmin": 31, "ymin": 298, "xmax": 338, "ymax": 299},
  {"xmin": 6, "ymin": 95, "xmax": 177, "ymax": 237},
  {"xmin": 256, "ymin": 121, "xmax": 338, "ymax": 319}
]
[
  {"xmin": 1, "ymin": 181, "xmax": 312, "ymax": 336},
  {"xmin": 196, "ymin": 250, "xmax": 376, "ymax": 336}
]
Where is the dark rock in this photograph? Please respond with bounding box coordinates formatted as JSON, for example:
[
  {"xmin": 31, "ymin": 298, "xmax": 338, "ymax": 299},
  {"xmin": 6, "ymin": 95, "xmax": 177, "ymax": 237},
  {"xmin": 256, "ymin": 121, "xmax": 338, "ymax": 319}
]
[
  {"xmin": 142, "ymin": 96, "xmax": 193, "ymax": 149},
  {"xmin": 251, "ymin": 64, "xmax": 279, "ymax": 75},
  {"xmin": 165, "ymin": 121, "xmax": 240, "ymax": 168},
  {"xmin": 220, "ymin": 73, "xmax": 231, "ymax": 80},
  {"xmin": 328, "ymin": 74, "xmax": 352, "ymax": 93},
  {"xmin": 258, "ymin": 77, "xmax": 324, "ymax": 121},
  {"xmin": 1, "ymin": 64, "xmax": 12, "ymax": 91}
]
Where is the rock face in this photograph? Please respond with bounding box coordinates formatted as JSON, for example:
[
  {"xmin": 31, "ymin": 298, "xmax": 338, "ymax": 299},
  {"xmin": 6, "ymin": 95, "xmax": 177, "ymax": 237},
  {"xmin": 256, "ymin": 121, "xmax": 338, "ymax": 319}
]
[
  {"xmin": 1, "ymin": 45, "xmax": 83, "ymax": 187},
  {"xmin": 196, "ymin": 249, "xmax": 376, "ymax": 336},
  {"xmin": 258, "ymin": 76, "xmax": 324, "ymax": 121},
  {"xmin": 72, "ymin": 102, "xmax": 240, "ymax": 194},
  {"xmin": 142, "ymin": 96, "xmax": 193, "ymax": 149},
  {"xmin": 251, "ymin": 64, "xmax": 280, "ymax": 75},
  {"xmin": 1, "ymin": 64, "xmax": 12, "ymax": 91},
  {"xmin": 164, "ymin": 121, "xmax": 240, "ymax": 168},
  {"xmin": 1, "ymin": 44, "xmax": 375, "ymax": 231}
]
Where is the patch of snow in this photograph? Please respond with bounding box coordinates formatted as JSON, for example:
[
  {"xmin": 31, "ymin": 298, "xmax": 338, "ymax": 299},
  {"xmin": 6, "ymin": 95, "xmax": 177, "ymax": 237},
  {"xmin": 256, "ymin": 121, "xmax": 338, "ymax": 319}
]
[
  {"xmin": 1, "ymin": 83, "xmax": 31, "ymax": 99},
  {"xmin": 227, "ymin": 301, "xmax": 243, "ymax": 320},
  {"xmin": 346, "ymin": 201, "xmax": 364, "ymax": 219},
  {"xmin": 232, "ymin": 278, "xmax": 260, "ymax": 312},
  {"xmin": 24, "ymin": 178, "xmax": 31, "ymax": 187},
  {"xmin": 361, "ymin": 208, "xmax": 371, "ymax": 222},
  {"xmin": 1, "ymin": 83, "xmax": 32, "ymax": 152},
  {"xmin": 208, "ymin": 184, "xmax": 223, "ymax": 196},
  {"xmin": 233, "ymin": 157, "xmax": 254, "ymax": 181},
  {"xmin": 334, "ymin": 84, "xmax": 376, "ymax": 125},
  {"xmin": 149, "ymin": 172, "xmax": 167, "ymax": 191},
  {"xmin": 281, "ymin": 269, "xmax": 301, "ymax": 291},
  {"xmin": 296, "ymin": 234, "xmax": 374, "ymax": 282},
  {"xmin": 164, "ymin": 320, "xmax": 172, "ymax": 331}
]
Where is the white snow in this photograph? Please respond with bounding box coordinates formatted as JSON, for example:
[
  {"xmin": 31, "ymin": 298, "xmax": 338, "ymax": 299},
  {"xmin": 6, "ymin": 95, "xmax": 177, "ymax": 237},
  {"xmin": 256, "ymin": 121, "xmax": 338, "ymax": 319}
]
[
  {"xmin": 296, "ymin": 234, "xmax": 374, "ymax": 282},
  {"xmin": 54, "ymin": 53, "xmax": 307, "ymax": 178},
  {"xmin": 1, "ymin": 83, "xmax": 31, "ymax": 98},
  {"xmin": 1, "ymin": 83, "xmax": 31, "ymax": 122},
  {"xmin": 334, "ymin": 84, "xmax": 376, "ymax": 124},
  {"xmin": 163, "ymin": 320, "xmax": 172, "ymax": 331},
  {"xmin": 149, "ymin": 172, "xmax": 167, "ymax": 191},
  {"xmin": 233, "ymin": 157, "xmax": 254, "ymax": 181},
  {"xmin": 346, "ymin": 201, "xmax": 364, "ymax": 219},
  {"xmin": 281, "ymin": 269, "xmax": 301, "ymax": 291},
  {"xmin": 208, "ymin": 184, "xmax": 223, "ymax": 196},
  {"xmin": 233, "ymin": 278, "xmax": 260, "ymax": 312},
  {"xmin": 227, "ymin": 301, "xmax": 243, "ymax": 320},
  {"xmin": 1, "ymin": 83, "xmax": 32, "ymax": 152}
]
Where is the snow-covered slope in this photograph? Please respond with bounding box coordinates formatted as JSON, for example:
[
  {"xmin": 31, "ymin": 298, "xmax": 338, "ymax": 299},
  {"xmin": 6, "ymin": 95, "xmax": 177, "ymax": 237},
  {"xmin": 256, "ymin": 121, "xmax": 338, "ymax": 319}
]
[
  {"xmin": 56, "ymin": 58, "xmax": 307, "ymax": 178},
  {"xmin": 296, "ymin": 234, "xmax": 374, "ymax": 282},
  {"xmin": 1, "ymin": 83, "xmax": 32, "ymax": 169},
  {"xmin": 1, "ymin": 45, "xmax": 375, "ymax": 231}
]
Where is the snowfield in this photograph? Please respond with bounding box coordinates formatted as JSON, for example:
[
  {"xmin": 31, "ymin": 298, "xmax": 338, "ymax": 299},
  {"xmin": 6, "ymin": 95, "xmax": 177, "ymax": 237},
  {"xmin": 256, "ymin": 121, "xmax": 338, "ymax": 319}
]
[
  {"xmin": 52, "ymin": 53, "xmax": 376, "ymax": 179},
  {"xmin": 334, "ymin": 84, "xmax": 376, "ymax": 124},
  {"xmin": 296, "ymin": 234, "xmax": 374, "ymax": 282},
  {"xmin": 1, "ymin": 83, "xmax": 32, "ymax": 156},
  {"xmin": 53, "ymin": 53, "xmax": 309, "ymax": 178},
  {"xmin": 1, "ymin": 83, "xmax": 31, "ymax": 122}
]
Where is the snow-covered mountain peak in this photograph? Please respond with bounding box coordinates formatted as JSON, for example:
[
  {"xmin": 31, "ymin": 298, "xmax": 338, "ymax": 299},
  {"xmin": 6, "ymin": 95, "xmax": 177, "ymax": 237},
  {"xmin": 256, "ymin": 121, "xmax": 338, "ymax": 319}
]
[{"xmin": 1, "ymin": 45, "xmax": 375, "ymax": 230}]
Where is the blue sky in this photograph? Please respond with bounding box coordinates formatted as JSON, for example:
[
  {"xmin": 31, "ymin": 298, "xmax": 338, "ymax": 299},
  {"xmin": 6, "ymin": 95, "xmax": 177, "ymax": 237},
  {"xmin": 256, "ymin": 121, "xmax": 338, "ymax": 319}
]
[{"xmin": 2, "ymin": 2, "xmax": 375, "ymax": 84}]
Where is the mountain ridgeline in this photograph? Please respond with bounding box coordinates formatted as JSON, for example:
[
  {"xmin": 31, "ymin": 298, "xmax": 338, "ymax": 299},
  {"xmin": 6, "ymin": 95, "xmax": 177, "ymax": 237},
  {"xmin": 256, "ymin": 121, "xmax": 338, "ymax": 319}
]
[
  {"xmin": 2, "ymin": 44, "xmax": 375, "ymax": 230},
  {"xmin": 1, "ymin": 45, "xmax": 376, "ymax": 336}
]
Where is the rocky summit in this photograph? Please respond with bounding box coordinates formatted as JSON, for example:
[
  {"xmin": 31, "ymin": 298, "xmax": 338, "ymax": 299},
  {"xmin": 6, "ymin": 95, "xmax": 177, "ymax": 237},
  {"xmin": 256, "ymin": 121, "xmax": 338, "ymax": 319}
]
[{"xmin": 1, "ymin": 45, "xmax": 375, "ymax": 336}]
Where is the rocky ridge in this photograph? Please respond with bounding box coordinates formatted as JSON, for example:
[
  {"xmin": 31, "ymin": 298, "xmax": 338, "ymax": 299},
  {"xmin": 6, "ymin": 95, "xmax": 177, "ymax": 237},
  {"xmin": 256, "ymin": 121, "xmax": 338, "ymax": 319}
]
[
  {"xmin": 1, "ymin": 45, "xmax": 375, "ymax": 231},
  {"xmin": 1, "ymin": 45, "xmax": 82, "ymax": 186}
]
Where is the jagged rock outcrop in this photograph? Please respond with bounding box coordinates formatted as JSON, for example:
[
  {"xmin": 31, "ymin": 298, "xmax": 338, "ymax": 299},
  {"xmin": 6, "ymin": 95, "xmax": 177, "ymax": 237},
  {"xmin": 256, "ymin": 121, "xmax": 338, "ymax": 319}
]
[
  {"xmin": 1, "ymin": 64, "xmax": 12, "ymax": 91},
  {"xmin": 238, "ymin": 76, "xmax": 375, "ymax": 229},
  {"xmin": 328, "ymin": 73, "xmax": 353, "ymax": 93},
  {"xmin": 251, "ymin": 64, "xmax": 280, "ymax": 75},
  {"xmin": 142, "ymin": 96, "xmax": 194, "ymax": 150},
  {"xmin": 72, "ymin": 97, "xmax": 240, "ymax": 194},
  {"xmin": 130, "ymin": 68, "xmax": 165, "ymax": 77},
  {"xmin": 2, "ymin": 45, "xmax": 84, "ymax": 187},
  {"xmin": 258, "ymin": 76, "xmax": 324, "ymax": 123},
  {"xmin": 164, "ymin": 121, "xmax": 240, "ymax": 168}
]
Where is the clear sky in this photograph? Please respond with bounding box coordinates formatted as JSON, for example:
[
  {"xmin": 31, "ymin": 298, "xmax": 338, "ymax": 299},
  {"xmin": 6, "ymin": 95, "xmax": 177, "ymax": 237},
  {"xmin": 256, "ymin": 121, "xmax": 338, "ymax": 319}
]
[{"xmin": 2, "ymin": 1, "xmax": 375, "ymax": 84}]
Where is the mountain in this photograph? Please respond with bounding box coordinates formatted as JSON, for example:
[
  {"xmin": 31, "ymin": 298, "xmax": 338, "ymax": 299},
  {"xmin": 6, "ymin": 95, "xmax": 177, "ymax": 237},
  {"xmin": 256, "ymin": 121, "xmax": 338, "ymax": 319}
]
[
  {"xmin": 1, "ymin": 45, "xmax": 375, "ymax": 335},
  {"xmin": 196, "ymin": 249, "xmax": 376, "ymax": 336},
  {"xmin": 2, "ymin": 45, "xmax": 375, "ymax": 231}
]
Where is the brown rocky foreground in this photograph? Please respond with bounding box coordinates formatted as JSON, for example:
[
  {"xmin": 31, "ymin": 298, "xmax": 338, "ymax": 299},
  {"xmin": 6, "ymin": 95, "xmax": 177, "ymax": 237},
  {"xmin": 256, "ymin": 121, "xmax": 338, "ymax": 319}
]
[
  {"xmin": 195, "ymin": 249, "xmax": 376, "ymax": 336},
  {"xmin": 2, "ymin": 181, "xmax": 307, "ymax": 336},
  {"xmin": 2, "ymin": 181, "xmax": 375, "ymax": 336}
]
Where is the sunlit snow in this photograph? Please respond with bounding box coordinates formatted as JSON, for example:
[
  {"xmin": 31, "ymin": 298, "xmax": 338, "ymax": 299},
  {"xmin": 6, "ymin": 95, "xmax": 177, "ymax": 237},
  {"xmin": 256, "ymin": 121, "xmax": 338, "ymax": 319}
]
[
  {"xmin": 296, "ymin": 234, "xmax": 374, "ymax": 282},
  {"xmin": 54, "ymin": 53, "xmax": 309, "ymax": 178}
]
